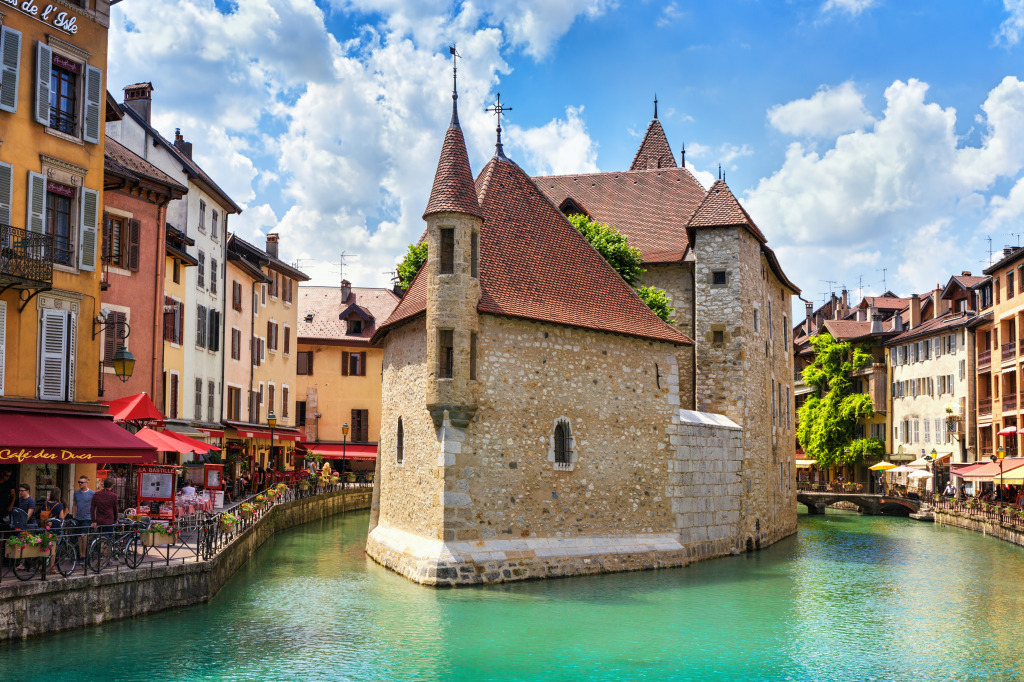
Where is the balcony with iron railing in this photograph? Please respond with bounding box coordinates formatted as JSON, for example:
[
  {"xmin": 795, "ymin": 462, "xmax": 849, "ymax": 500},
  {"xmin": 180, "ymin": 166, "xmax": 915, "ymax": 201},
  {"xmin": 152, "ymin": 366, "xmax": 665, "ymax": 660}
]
[
  {"xmin": 1003, "ymin": 393, "xmax": 1018, "ymax": 412},
  {"xmin": 1003, "ymin": 341, "xmax": 1017, "ymax": 363},
  {"xmin": 978, "ymin": 349, "xmax": 992, "ymax": 369},
  {"xmin": 979, "ymin": 397, "xmax": 993, "ymax": 416},
  {"xmin": 0, "ymin": 224, "xmax": 54, "ymax": 289}
]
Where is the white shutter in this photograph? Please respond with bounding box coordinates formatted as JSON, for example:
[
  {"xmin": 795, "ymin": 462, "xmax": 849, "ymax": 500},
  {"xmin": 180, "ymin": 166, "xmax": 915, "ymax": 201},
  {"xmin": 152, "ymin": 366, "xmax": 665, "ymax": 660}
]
[
  {"xmin": 27, "ymin": 171, "xmax": 46, "ymax": 233},
  {"xmin": 0, "ymin": 26, "xmax": 21, "ymax": 114},
  {"xmin": 78, "ymin": 187, "xmax": 98, "ymax": 271},
  {"xmin": 83, "ymin": 65, "xmax": 102, "ymax": 144},
  {"xmin": 34, "ymin": 41, "xmax": 51, "ymax": 126},
  {"xmin": 39, "ymin": 309, "xmax": 68, "ymax": 400},
  {"xmin": 0, "ymin": 300, "xmax": 6, "ymax": 396},
  {"xmin": 0, "ymin": 161, "xmax": 12, "ymax": 226}
]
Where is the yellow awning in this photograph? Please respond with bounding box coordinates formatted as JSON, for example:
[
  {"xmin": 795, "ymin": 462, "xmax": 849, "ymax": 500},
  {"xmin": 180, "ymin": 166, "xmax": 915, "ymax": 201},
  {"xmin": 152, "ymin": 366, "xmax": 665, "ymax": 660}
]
[
  {"xmin": 993, "ymin": 469, "xmax": 1024, "ymax": 484},
  {"xmin": 795, "ymin": 459, "xmax": 816, "ymax": 468}
]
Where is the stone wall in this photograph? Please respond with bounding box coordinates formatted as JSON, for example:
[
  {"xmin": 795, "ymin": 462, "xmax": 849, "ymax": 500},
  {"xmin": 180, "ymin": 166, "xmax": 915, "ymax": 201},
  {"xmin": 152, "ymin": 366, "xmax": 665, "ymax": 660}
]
[
  {"xmin": 0, "ymin": 490, "xmax": 371, "ymax": 642},
  {"xmin": 935, "ymin": 509, "xmax": 1024, "ymax": 549},
  {"xmin": 643, "ymin": 262, "xmax": 695, "ymax": 410}
]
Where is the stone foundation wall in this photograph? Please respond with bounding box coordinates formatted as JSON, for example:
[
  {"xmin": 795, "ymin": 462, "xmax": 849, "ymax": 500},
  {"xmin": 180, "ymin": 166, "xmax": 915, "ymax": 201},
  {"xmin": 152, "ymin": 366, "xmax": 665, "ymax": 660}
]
[
  {"xmin": 935, "ymin": 509, "xmax": 1024, "ymax": 549},
  {"xmin": 0, "ymin": 490, "xmax": 371, "ymax": 642}
]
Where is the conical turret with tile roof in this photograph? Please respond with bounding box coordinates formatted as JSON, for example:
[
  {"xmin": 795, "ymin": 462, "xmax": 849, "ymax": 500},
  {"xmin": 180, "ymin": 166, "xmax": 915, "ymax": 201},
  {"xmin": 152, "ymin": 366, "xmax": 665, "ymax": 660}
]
[
  {"xmin": 629, "ymin": 98, "xmax": 678, "ymax": 171},
  {"xmin": 422, "ymin": 78, "xmax": 483, "ymax": 429}
]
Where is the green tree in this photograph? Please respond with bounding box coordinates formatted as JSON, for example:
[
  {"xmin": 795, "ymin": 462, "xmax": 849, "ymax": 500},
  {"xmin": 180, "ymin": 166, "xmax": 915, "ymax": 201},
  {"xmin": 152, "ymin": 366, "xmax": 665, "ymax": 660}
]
[
  {"xmin": 796, "ymin": 332, "xmax": 880, "ymax": 469},
  {"xmin": 567, "ymin": 214, "xmax": 645, "ymax": 286},
  {"xmin": 396, "ymin": 242, "xmax": 428, "ymax": 289},
  {"xmin": 636, "ymin": 285, "xmax": 674, "ymax": 322}
]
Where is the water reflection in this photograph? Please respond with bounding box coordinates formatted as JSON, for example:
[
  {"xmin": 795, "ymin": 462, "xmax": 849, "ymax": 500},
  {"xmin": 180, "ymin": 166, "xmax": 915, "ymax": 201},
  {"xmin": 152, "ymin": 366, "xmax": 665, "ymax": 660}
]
[{"xmin": 4, "ymin": 510, "xmax": 1024, "ymax": 681}]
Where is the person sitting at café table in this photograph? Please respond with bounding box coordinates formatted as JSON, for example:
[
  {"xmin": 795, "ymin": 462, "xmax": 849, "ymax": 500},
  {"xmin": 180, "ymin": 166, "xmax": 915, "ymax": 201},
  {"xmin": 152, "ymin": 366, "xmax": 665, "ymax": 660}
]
[{"xmin": 181, "ymin": 481, "xmax": 197, "ymax": 497}]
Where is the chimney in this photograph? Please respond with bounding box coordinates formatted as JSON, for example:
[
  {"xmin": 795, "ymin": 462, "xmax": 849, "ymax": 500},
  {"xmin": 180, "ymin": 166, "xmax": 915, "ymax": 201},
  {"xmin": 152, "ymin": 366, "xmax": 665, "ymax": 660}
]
[
  {"xmin": 869, "ymin": 306, "xmax": 883, "ymax": 334},
  {"xmin": 933, "ymin": 285, "xmax": 949, "ymax": 317},
  {"xmin": 909, "ymin": 294, "xmax": 921, "ymax": 329},
  {"xmin": 265, "ymin": 233, "xmax": 279, "ymax": 259},
  {"xmin": 890, "ymin": 312, "xmax": 904, "ymax": 332},
  {"xmin": 962, "ymin": 271, "xmax": 972, "ymax": 277},
  {"xmin": 123, "ymin": 82, "xmax": 153, "ymax": 125},
  {"xmin": 841, "ymin": 289, "xmax": 849, "ymax": 311},
  {"xmin": 1005, "ymin": 246, "xmax": 1017, "ymax": 258},
  {"xmin": 173, "ymin": 128, "xmax": 193, "ymax": 159},
  {"xmin": 340, "ymin": 279, "xmax": 351, "ymax": 303},
  {"xmin": 805, "ymin": 302, "xmax": 813, "ymax": 334}
]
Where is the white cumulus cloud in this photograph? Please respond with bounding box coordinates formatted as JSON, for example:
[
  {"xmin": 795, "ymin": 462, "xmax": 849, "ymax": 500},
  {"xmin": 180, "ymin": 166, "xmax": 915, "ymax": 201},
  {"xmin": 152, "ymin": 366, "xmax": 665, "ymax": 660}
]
[
  {"xmin": 767, "ymin": 82, "xmax": 875, "ymax": 138},
  {"xmin": 998, "ymin": 0, "xmax": 1024, "ymax": 46},
  {"xmin": 821, "ymin": 0, "xmax": 876, "ymax": 16}
]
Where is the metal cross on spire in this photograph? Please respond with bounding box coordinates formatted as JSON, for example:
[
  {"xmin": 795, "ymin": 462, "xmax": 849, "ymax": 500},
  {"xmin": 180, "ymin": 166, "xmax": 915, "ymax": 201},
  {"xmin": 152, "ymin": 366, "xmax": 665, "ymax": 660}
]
[
  {"xmin": 486, "ymin": 92, "xmax": 512, "ymax": 159},
  {"xmin": 654, "ymin": 93, "xmax": 658, "ymax": 119},
  {"xmin": 449, "ymin": 44, "xmax": 460, "ymax": 127}
]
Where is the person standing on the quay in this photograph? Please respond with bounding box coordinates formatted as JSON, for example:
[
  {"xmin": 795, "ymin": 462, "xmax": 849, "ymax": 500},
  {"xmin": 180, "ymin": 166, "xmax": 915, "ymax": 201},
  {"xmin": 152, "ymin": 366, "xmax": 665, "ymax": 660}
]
[
  {"xmin": 91, "ymin": 479, "xmax": 119, "ymax": 531},
  {"xmin": 72, "ymin": 476, "xmax": 94, "ymax": 557}
]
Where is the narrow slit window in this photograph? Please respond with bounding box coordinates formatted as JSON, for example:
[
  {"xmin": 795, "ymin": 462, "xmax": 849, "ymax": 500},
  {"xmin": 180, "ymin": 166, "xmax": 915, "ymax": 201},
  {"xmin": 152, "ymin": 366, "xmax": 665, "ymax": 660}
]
[
  {"xmin": 396, "ymin": 418, "xmax": 404, "ymax": 464},
  {"xmin": 470, "ymin": 331, "xmax": 478, "ymax": 381},
  {"xmin": 471, "ymin": 231, "xmax": 479, "ymax": 278},
  {"xmin": 439, "ymin": 228, "xmax": 455, "ymax": 274},
  {"xmin": 439, "ymin": 329, "xmax": 454, "ymax": 379},
  {"xmin": 554, "ymin": 421, "xmax": 571, "ymax": 467}
]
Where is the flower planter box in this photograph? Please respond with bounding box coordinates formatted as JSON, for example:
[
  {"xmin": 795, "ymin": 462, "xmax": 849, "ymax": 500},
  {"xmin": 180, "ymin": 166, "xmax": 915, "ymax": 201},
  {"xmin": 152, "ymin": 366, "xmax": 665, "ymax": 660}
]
[
  {"xmin": 299, "ymin": 483, "xmax": 309, "ymax": 491},
  {"xmin": 5, "ymin": 543, "xmax": 50, "ymax": 559},
  {"xmin": 141, "ymin": 532, "xmax": 177, "ymax": 547},
  {"xmin": 240, "ymin": 509, "xmax": 254, "ymax": 519}
]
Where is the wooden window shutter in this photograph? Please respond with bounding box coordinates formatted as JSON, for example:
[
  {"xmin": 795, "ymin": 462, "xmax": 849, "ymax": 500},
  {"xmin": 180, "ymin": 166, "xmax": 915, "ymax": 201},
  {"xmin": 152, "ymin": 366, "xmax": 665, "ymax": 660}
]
[
  {"xmin": 284, "ymin": 326, "xmax": 290, "ymax": 354},
  {"xmin": 297, "ymin": 351, "xmax": 307, "ymax": 375},
  {"xmin": 0, "ymin": 27, "xmax": 21, "ymax": 114},
  {"xmin": 283, "ymin": 387, "xmax": 289, "ymax": 418},
  {"xmin": 266, "ymin": 321, "xmax": 272, "ymax": 347},
  {"xmin": 359, "ymin": 351, "xmax": 367, "ymax": 376},
  {"xmin": 307, "ymin": 350, "xmax": 313, "ymax": 374},
  {"xmin": 103, "ymin": 312, "xmax": 117, "ymax": 365},
  {"xmin": 128, "ymin": 219, "xmax": 141, "ymax": 271},
  {"xmin": 0, "ymin": 299, "xmax": 6, "ymax": 395},
  {"xmin": 34, "ymin": 41, "xmax": 52, "ymax": 126},
  {"xmin": 176, "ymin": 302, "xmax": 184, "ymax": 344},
  {"xmin": 27, "ymin": 171, "xmax": 46, "ymax": 233},
  {"xmin": 342, "ymin": 351, "xmax": 349, "ymax": 376},
  {"xmin": 39, "ymin": 309, "xmax": 69, "ymax": 400},
  {"xmin": 83, "ymin": 65, "xmax": 102, "ymax": 144},
  {"xmin": 170, "ymin": 374, "xmax": 178, "ymax": 418},
  {"xmin": 78, "ymin": 188, "xmax": 99, "ymax": 271},
  {"xmin": 0, "ymin": 161, "xmax": 12, "ymax": 226}
]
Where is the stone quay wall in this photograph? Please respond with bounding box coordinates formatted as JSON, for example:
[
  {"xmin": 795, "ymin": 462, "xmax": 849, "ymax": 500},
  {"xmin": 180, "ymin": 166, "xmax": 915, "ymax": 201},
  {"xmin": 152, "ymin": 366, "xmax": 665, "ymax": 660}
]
[
  {"xmin": 0, "ymin": 489, "xmax": 372, "ymax": 642},
  {"xmin": 935, "ymin": 509, "xmax": 1024, "ymax": 549}
]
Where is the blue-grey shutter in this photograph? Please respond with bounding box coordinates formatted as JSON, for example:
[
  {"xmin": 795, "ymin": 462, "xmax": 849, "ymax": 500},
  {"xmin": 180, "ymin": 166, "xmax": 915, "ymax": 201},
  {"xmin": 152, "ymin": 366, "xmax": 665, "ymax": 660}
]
[
  {"xmin": 34, "ymin": 41, "xmax": 51, "ymax": 126},
  {"xmin": 26, "ymin": 171, "xmax": 46, "ymax": 233},
  {"xmin": 83, "ymin": 65, "xmax": 102, "ymax": 144},
  {"xmin": 78, "ymin": 187, "xmax": 98, "ymax": 271},
  {"xmin": 39, "ymin": 308, "xmax": 69, "ymax": 400},
  {"xmin": 0, "ymin": 162, "xmax": 12, "ymax": 226},
  {"xmin": 0, "ymin": 26, "xmax": 21, "ymax": 114}
]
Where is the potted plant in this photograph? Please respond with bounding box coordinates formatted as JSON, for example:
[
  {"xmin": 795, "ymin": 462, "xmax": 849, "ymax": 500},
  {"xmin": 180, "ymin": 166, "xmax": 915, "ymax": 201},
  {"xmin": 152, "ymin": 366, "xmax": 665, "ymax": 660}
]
[
  {"xmin": 274, "ymin": 483, "xmax": 288, "ymax": 497},
  {"xmin": 140, "ymin": 523, "xmax": 180, "ymax": 546},
  {"xmin": 5, "ymin": 528, "xmax": 57, "ymax": 558},
  {"xmin": 219, "ymin": 512, "xmax": 238, "ymax": 533},
  {"xmin": 266, "ymin": 488, "xmax": 277, "ymax": 502},
  {"xmin": 239, "ymin": 502, "xmax": 256, "ymax": 519},
  {"xmin": 299, "ymin": 479, "xmax": 310, "ymax": 491},
  {"xmin": 346, "ymin": 472, "xmax": 357, "ymax": 483},
  {"xmin": 330, "ymin": 475, "xmax": 339, "ymax": 485},
  {"xmin": 366, "ymin": 472, "xmax": 374, "ymax": 483}
]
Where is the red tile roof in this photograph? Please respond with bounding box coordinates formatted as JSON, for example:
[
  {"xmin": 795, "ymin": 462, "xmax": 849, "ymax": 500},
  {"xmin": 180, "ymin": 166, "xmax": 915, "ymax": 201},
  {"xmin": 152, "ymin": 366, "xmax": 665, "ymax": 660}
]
[
  {"xmin": 885, "ymin": 311, "xmax": 973, "ymax": 344},
  {"xmin": 104, "ymin": 136, "xmax": 188, "ymax": 194},
  {"xmin": 688, "ymin": 180, "xmax": 767, "ymax": 243},
  {"xmin": 376, "ymin": 152, "xmax": 693, "ymax": 347},
  {"xmin": 298, "ymin": 286, "xmax": 400, "ymax": 345},
  {"xmin": 859, "ymin": 296, "xmax": 910, "ymax": 310},
  {"xmin": 630, "ymin": 118, "xmax": 677, "ymax": 171},
  {"xmin": 534, "ymin": 167, "xmax": 706, "ymax": 263},
  {"xmin": 423, "ymin": 123, "xmax": 484, "ymax": 219},
  {"xmin": 954, "ymin": 275, "xmax": 988, "ymax": 289}
]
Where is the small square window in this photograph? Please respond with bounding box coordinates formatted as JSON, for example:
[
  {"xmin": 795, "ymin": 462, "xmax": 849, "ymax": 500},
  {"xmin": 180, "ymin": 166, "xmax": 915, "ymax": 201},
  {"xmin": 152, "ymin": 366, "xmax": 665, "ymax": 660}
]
[
  {"xmin": 713, "ymin": 330, "xmax": 725, "ymax": 344},
  {"xmin": 712, "ymin": 271, "xmax": 727, "ymax": 286}
]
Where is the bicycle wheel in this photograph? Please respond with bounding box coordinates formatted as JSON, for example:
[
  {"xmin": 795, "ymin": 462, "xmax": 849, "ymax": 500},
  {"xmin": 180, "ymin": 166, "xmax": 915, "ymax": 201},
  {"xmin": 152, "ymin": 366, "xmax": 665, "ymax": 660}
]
[
  {"xmin": 55, "ymin": 539, "xmax": 78, "ymax": 576},
  {"xmin": 86, "ymin": 536, "xmax": 112, "ymax": 572},
  {"xmin": 12, "ymin": 555, "xmax": 42, "ymax": 581},
  {"xmin": 123, "ymin": 536, "xmax": 145, "ymax": 569}
]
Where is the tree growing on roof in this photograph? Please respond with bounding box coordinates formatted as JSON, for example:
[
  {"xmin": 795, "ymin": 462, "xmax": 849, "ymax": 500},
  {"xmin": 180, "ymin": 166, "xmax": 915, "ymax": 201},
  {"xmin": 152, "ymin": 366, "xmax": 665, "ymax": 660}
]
[
  {"xmin": 567, "ymin": 214, "xmax": 674, "ymax": 322},
  {"xmin": 797, "ymin": 332, "xmax": 882, "ymax": 469},
  {"xmin": 396, "ymin": 242, "xmax": 429, "ymax": 290}
]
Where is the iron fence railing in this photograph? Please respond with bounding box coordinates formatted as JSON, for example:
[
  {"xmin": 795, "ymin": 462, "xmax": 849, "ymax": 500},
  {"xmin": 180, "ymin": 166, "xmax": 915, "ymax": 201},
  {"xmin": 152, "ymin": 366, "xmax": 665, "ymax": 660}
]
[
  {"xmin": 0, "ymin": 224, "xmax": 54, "ymax": 285},
  {"xmin": 932, "ymin": 496, "xmax": 1024, "ymax": 529},
  {"xmin": 0, "ymin": 478, "xmax": 368, "ymax": 585}
]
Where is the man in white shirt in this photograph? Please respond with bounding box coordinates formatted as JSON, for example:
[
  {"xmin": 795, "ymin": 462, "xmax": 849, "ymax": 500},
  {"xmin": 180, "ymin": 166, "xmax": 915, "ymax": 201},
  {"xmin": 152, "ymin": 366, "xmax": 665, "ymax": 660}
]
[{"xmin": 181, "ymin": 482, "xmax": 197, "ymax": 497}]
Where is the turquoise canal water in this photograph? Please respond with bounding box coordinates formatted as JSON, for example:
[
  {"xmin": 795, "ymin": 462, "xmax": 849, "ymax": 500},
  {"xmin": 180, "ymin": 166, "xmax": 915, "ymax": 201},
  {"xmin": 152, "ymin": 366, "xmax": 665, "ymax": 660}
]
[{"xmin": 4, "ymin": 510, "xmax": 1024, "ymax": 681}]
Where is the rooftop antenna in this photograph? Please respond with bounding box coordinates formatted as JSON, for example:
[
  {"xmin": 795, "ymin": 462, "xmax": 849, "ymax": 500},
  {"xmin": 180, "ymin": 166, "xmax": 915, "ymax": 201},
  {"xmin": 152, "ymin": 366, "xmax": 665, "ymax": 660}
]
[
  {"xmin": 718, "ymin": 164, "xmax": 721, "ymax": 180},
  {"xmin": 448, "ymin": 44, "xmax": 460, "ymax": 126},
  {"xmin": 1010, "ymin": 232, "xmax": 1023, "ymax": 248},
  {"xmin": 339, "ymin": 251, "xmax": 349, "ymax": 286},
  {"xmin": 857, "ymin": 274, "xmax": 864, "ymax": 302},
  {"xmin": 987, "ymin": 235, "xmax": 993, "ymax": 265},
  {"xmin": 876, "ymin": 268, "xmax": 887, "ymax": 292},
  {"xmin": 680, "ymin": 142, "xmax": 685, "ymax": 167},
  {"xmin": 653, "ymin": 93, "xmax": 658, "ymax": 119},
  {"xmin": 486, "ymin": 93, "xmax": 512, "ymax": 159}
]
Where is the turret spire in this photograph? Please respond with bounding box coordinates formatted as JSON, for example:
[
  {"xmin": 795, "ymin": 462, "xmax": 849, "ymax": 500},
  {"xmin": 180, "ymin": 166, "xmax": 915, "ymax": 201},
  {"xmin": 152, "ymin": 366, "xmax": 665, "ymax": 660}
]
[
  {"xmin": 486, "ymin": 92, "xmax": 512, "ymax": 159},
  {"xmin": 449, "ymin": 45, "xmax": 460, "ymax": 128},
  {"xmin": 654, "ymin": 94, "xmax": 658, "ymax": 120}
]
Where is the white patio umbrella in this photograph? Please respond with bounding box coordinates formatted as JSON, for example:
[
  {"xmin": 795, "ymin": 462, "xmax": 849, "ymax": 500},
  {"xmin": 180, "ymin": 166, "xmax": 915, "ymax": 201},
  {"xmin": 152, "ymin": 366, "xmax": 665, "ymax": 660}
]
[
  {"xmin": 887, "ymin": 465, "xmax": 918, "ymax": 474},
  {"xmin": 908, "ymin": 470, "xmax": 934, "ymax": 479}
]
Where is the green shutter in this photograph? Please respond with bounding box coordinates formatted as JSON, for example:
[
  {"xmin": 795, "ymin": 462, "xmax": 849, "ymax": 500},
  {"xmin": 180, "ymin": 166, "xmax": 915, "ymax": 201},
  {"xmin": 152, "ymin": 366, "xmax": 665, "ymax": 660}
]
[
  {"xmin": 26, "ymin": 171, "xmax": 46, "ymax": 233},
  {"xmin": 34, "ymin": 41, "xmax": 51, "ymax": 126},
  {"xmin": 0, "ymin": 26, "xmax": 21, "ymax": 114},
  {"xmin": 83, "ymin": 65, "xmax": 102, "ymax": 144},
  {"xmin": 78, "ymin": 187, "xmax": 99, "ymax": 271},
  {"xmin": 0, "ymin": 162, "xmax": 12, "ymax": 226}
]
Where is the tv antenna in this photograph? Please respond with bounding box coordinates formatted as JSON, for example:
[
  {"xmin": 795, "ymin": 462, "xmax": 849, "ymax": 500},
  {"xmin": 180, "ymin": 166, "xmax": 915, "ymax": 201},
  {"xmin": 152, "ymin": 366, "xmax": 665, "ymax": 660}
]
[{"xmin": 876, "ymin": 268, "xmax": 887, "ymax": 292}]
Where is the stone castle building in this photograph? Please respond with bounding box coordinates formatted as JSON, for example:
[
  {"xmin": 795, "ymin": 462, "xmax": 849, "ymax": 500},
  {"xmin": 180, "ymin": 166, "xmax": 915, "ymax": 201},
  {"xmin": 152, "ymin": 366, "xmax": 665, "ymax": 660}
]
[{"xmin": 365, "ymin": 90, "xmax": 800, "ymax": 586}]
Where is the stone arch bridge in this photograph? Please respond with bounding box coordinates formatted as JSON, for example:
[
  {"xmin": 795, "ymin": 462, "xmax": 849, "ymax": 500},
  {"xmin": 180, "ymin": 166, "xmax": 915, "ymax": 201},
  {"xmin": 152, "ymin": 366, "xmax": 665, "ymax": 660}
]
[{"xmin": 797, "ymin": 491, "xmax": 921, "ymax": 516}]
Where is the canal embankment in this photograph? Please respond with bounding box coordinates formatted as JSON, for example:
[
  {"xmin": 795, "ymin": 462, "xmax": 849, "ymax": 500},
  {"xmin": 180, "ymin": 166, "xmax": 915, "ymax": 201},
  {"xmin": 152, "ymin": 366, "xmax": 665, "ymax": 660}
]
[
  {"xmin": 0, "ymin": 488, "xmax": 371, "ymax": 643},
  {"xmin": 934, "ymin": 505, "xmax": 1024, "ymax": 550}
]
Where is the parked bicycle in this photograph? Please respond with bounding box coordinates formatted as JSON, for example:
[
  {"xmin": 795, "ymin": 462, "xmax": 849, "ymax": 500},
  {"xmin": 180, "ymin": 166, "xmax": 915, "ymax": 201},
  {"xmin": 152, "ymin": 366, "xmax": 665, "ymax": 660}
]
[{"xmin": 86, "ymin": 518, "xmax": 149, "ymax": 572}]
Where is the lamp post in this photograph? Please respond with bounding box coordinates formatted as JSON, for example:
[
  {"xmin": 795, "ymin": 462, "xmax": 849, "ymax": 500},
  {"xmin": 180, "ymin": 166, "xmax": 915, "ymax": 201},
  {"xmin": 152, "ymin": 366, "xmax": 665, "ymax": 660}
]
[
  {"xmin": 341, "ymin": 422, "xmax": 349, "ymax": 489},
  {"xmin": 267, "ymin": 410, "xmax": 277, "ymax": 476},
  {"xmin": 93, "ymin": 316, "xmax": 136, "ymax": 397},
  {"xmin": 991, "ymin": 445, "xmax": 1006, "ymax": 502}
]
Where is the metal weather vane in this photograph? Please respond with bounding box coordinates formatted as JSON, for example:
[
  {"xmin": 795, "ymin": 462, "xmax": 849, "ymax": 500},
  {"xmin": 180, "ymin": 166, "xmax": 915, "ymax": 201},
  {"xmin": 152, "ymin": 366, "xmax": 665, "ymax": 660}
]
[{"xmin": 486, "ymin": 93, "xmax": 512, "ymax": 158}]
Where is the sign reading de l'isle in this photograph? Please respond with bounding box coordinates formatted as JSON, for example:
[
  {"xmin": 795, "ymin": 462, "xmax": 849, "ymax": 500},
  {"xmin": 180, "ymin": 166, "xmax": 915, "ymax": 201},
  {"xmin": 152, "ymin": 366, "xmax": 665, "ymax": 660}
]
[{"xmin": 3, "ymin": 1, "xmax": 80, "ymax": 35}]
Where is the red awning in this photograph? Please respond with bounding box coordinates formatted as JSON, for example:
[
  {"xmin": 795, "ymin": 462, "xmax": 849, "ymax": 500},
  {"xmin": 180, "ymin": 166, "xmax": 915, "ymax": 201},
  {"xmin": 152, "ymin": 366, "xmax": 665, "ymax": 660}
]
[
  {"xmin": 199, "ymin": 428, "xmax": 225, "ymax": 439},
  {"xmin": 234, "ymin": 427, "xmax": 273, "ymax": 439},
  {"xmin": 300, "ymin": 443, "xmax": 377, "ymax": 461},
  {"xmin": 960, "ymin": 458, "xmax": 1024, "ymax": 481},
  {"xmin": 0, "ymin": 410, "xmax": 157, "ymax": 464},
  {"xmin": 275, "ymin": 431, "xmax": 306, "ymax": 442},
  {"xmin": 163, "ymin": 430, "xmax": 221, "ymax": 453},
  {"xmin": 102, "ymin": 393, "xmax": 164, "ymax": 424},
  {"xmin": 134, "ymin": 428, "xmax": 194, "ymax": 454}
]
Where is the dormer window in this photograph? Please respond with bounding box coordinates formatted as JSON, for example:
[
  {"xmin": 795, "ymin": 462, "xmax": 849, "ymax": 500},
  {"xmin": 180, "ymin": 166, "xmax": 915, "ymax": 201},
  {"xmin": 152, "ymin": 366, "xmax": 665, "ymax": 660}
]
[
  {"xmin": 304, "ymin": 313, "xmax": 314, "ymax": 323},
  {"xmin": 347, "ymin": 319, "xmax": 362, "ymax": 335}
]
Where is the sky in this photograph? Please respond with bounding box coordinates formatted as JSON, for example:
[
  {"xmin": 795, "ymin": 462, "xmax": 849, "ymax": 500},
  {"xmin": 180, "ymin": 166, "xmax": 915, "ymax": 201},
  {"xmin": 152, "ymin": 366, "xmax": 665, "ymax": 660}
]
[{"xmin": 108, "ymin": 0, "xmax": 1024, "ymax": 314}]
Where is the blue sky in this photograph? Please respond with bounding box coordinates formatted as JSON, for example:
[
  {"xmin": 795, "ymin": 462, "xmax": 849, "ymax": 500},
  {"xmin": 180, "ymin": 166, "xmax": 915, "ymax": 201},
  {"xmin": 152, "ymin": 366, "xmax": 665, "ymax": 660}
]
[{"xmin": 109, "ymin": 1, "xmax": 1024, "ymax": 311}]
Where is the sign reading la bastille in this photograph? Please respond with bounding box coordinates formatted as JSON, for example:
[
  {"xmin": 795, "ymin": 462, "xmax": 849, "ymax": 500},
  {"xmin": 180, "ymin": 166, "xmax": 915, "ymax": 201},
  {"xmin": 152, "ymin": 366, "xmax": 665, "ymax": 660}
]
[{"xmin": 3, "ymin": 0, "xmax": 79, "ymax": 34}]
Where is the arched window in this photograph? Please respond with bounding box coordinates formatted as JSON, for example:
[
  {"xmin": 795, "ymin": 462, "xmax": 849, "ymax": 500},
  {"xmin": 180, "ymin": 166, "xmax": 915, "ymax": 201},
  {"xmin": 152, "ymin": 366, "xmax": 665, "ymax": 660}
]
[
  {"xmin": 554, "ymin": 421, "xmax": 571, "ymax": 467},
  {"xmin": 396, "ymin": 418, "xmax": 404, "ymax": 464}
]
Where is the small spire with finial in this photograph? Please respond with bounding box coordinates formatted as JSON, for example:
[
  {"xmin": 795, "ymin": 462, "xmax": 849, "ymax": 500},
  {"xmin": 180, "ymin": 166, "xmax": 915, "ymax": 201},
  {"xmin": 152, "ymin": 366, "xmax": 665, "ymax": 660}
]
[
  {"xmin": 718, "ymin": 164, "xmax": 722, "ymax": 180},
  {"xmin": 681, "ymin": 142, "xmax": 685, "ymax": 167},
  {"xmin": 486, "ymin": 92, "xmax": 512, "ymax": 159},
  {"xmin": 449, "ymin": 45, "xmax": 460, "ymax": 128},
  {"xmin": 654, "ymin": 94, "xmax": 658, "ymax": 120}
]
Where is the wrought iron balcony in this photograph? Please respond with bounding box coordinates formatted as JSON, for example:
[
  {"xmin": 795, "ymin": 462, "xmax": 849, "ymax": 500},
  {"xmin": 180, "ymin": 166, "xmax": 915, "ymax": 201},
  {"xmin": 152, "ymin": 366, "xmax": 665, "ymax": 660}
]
[
  {"xmin": 1002, "ymin": 341, "xmax": 1017, "ymax": 362},
  {"xmin": 0, "ymin": 224, "xmax": 54, "ymax": 289},
  {"xmin": 978, "ymin": 349, "xmax": 992, "ymax": 369},
  {"xmin": 979, "ymin": 397, "xmax": 993, "ymax": 416}
]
